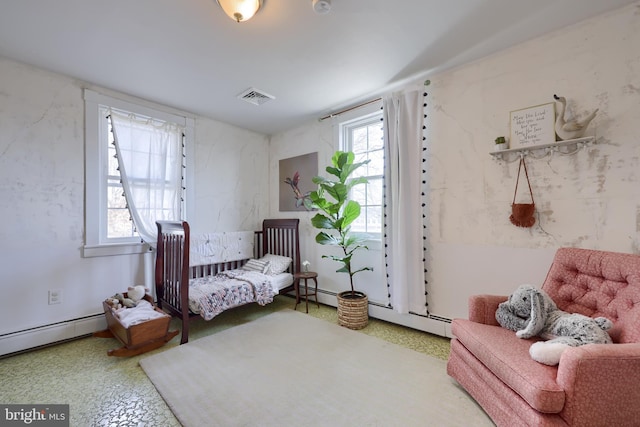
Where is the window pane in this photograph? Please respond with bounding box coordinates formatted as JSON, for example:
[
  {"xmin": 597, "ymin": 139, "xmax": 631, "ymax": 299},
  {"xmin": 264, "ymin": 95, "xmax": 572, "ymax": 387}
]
[
  {"xmin": 351, "ymin": 212, "xmax": 366, "ymax": 233},
  {"xmin": 352, "ymin": 151, "xmax": 367, "ymax": 178},
  {"xmin": 368, "ymin": 124, "xmax": 383, "ymax": 150},
  {"xmin": 107, "ymin": 208, "xmax": 134, "ymax": 238},
  {"xmin": 351, "ymin": 185, "xmax": 366, "ymax": 205},
  {"xmin": 107, "ymin": 147, "xmax": 119, "ymax": 176},
  {"xmin": 107, "ymin": 184, "xmax": 126, "ymax": 208},
  {"xmin": 352, "ymin": 127, "xmax": 368, "ymax": 153},
  {"xmin": 364, "ymin": 206, "xmax": 382, "ymax": 232},
  {"xmin": 367, "ymin": 178, "xmax": 382, "ymax": 205},
  {"xmin": 368, "ymin": 149, "xmax": 384, "ymax": 176}
]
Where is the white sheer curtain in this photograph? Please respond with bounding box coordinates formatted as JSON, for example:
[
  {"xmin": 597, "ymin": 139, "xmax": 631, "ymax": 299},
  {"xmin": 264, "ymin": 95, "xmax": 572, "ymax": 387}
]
[
  {"xmin": 382, "ymin": 90, "xmax": 427, "ymax": 314},
  {"xmin": 109, "ymin": 110, "xmax": 184, "ymax": 247}
]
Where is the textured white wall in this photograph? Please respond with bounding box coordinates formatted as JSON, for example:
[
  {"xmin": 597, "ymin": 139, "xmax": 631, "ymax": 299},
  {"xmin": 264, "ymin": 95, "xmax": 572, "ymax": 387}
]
[
  {"xmin": 0, "ymin": 57, "xmax": 269, "ymax": 344},
  {"xmin": 427, "ymin": 3, "xmax": 640, "ymax": 319},
  {"xmin": 270, "ymin": 3, "xmax": 640, "ymax": 323},
  {"xmin": 191, "ymin": 113, "xmax": 269, "ymax": 234}
]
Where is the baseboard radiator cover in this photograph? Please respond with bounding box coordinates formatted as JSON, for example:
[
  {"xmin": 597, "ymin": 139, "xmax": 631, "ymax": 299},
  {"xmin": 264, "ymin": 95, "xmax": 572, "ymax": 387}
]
[
  {"xmin": 314, "ymin": 289, "xmax": 452, "ymax": 337},
  {"xmin": 0, "ymin": 314, "xmax": 106, "ymax": 357}
]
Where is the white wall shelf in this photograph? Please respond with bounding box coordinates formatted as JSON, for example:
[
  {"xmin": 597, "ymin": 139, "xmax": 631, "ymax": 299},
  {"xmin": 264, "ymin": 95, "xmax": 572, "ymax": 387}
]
[{"xmin": 489, "ymin": 136, "xmax": 596, "ymax": 160}]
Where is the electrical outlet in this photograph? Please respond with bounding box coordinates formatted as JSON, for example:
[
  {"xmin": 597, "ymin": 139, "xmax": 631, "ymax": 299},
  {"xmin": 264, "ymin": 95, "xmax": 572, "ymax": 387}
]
[{"xmin": 48, "ymin": 289, "xmax": 63, "ymax": 305}]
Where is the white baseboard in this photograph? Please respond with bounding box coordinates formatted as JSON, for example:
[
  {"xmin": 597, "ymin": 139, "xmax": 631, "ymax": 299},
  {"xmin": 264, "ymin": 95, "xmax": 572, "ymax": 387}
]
[
  {"xmin": 3, "ymin": 291, "xmax": 453, "ymax": 357},
  {"xmin": 291, "ymin": 289, "xmax": 453, "ymax": 338},
  {"xmin": 0, "ymin": 314, "xmax": 107, "ymax": 357}
]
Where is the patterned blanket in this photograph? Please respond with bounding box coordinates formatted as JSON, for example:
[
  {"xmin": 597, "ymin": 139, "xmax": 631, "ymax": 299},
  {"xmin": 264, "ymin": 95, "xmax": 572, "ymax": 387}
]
[{"xmin": 188, "ymin": 270, "xmax": 275, "ymax": 321}]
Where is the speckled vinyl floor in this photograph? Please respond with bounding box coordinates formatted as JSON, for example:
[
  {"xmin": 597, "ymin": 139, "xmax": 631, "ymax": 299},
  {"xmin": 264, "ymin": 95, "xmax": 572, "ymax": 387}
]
[{"xmin": 0, "ymin": 296, "xmax": 451, "ymax": 426}]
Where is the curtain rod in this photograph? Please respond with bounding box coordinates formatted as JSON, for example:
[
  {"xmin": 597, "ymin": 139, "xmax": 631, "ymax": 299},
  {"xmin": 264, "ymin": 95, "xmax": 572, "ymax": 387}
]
[
  {"xmin": 318, "ymin": 97, "xmax": 382, "ymax": 121},
  {"xmin": 318, "ymin": 80, "xmax": 431, "ymax": 121}
]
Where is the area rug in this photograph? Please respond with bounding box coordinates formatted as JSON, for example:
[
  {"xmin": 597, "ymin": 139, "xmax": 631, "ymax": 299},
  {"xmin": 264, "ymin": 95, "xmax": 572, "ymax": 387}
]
[{"xmin": 140, "ymin": 310, "xmax": 493, "ymax": 427}]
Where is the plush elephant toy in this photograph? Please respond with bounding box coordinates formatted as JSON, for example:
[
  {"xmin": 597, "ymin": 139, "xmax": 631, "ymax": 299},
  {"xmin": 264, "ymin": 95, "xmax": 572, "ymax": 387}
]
[{"xmin": 495, "ymin": 284, "xmax": 613, "ymax": 365}]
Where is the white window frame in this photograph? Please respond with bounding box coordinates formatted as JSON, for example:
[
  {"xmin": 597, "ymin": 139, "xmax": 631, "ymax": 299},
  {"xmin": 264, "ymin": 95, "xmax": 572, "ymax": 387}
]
[
  {"xmin": 337, "ymin": 101, "xmax": 384, "ymax": 242},
  {"xmin": 83, "ymin": 89, "xmax": 195, "ymax": 257}
]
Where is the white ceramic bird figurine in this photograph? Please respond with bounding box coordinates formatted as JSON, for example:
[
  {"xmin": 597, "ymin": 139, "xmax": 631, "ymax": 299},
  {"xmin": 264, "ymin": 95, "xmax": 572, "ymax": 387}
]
[{"xmin": 553, "ymin": 94, "xmax": 598, "ymax": 140}]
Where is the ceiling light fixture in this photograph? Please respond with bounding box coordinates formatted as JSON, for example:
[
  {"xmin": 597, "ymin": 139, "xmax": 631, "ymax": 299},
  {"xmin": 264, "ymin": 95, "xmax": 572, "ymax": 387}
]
[
  {"xmin": 216, "ymin": 0, "xmax": 263, "ymax": 23},
  {"xmin": 312, "ymin": 0, "xmax": 331, "ymax": 14}
]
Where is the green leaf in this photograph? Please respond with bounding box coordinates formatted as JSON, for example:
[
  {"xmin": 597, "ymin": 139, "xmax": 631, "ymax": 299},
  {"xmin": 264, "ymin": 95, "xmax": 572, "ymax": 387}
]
[
  {"xmin": 332, "ymin": 151, "xmax": 349, "ymax": 169},
  {"xmin": 336, "ymin": 265, "xmax": 350, "ymax": 274},
  {"xmin": 344, "ymin": 160, "xmax": 370, "ymax": 181},
  {"xmin": 315, "ymin": 231, "xmax": 339, "ymax": 246},
  {"xmin": 311, "ymin": 213, "xmax": 334, "ymax": 229},
  {"xmin": 325, "ymin": 183, "xmax": 348, "ymax": 203},
  {"xmin": 344, "ymin": 232, "xmax": 370, "ymax": 248},
  {"xmin": 326, "ymin": 166, "xmax": 340, "ymax": 178},
  {"xmin": 303, "ymin": 198, "xmax": 314, "ymax": 210},
  {"xmin": 347, "ymin": 176, "xmax": 369, "ymax": 190},
  {"xmin": 341, "ymin": 200, "xmax": 361, "ymax": 228},
  {"xmin": 338, "ymin": 154, "xmax": 362, "ymax": 181},
  {"xmin": 352, "ymin": 267, "xmax": 373, "ymax": 274},
  {"xmin": 312, "ymin": 176, "xmax": 330, "ymax": 185}
]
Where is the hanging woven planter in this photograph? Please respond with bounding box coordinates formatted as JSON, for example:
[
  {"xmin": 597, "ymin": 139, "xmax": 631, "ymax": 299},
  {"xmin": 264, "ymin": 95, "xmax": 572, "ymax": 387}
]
[
  {"xmin": 510, "ymin": 156, "xmax": 536, "ymax": 228},
  {"xmin": 337, "ymin": 291, "xmax": 368, "ymax": 330}
]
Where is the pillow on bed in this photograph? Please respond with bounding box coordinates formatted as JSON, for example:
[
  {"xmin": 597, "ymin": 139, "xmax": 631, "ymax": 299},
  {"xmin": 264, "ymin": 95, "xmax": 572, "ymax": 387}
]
[
  {"xmin": 260, "ymin": 253, "xmax": 292, "ymax": 275},
  {"xmin": 241, "ymin": 258, "xmax": 271, "ymax": 274}
]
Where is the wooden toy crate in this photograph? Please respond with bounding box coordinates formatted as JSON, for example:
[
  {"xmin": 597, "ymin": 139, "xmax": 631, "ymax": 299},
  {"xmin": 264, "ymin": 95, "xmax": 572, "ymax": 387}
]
[{"xmin": 94, "ymin": 293, "xmax": 178, "ymax": 357}]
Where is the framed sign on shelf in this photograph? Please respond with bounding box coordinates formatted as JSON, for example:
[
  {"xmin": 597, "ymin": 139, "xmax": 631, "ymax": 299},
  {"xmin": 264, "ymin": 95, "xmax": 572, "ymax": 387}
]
[{"xmin": 510, "ymin": 103, "xmax": 556, "ymax": 149}]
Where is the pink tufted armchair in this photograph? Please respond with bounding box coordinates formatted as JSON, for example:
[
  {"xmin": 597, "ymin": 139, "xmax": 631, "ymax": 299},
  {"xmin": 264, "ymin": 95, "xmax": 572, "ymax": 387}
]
[{"xmin": 447, "ymin": 247, "xmax": 640, "ymax": 426}]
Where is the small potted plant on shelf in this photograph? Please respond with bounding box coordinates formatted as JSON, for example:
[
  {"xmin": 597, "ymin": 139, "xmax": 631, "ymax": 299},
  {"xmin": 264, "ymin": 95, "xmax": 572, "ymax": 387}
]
[
  {"xmin": 494, "ymin": 136, "xmax": 508, "ymax": 151},
  {"xmin": 310, "ymin": 151, "xmax": 373, "ymax": 330}
]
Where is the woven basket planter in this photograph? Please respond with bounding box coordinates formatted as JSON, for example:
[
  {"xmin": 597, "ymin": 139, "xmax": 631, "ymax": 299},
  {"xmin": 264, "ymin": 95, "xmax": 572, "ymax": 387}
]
[{"xmin": 337, "ymin": 291, "xmax": 368, "ymax": 330}]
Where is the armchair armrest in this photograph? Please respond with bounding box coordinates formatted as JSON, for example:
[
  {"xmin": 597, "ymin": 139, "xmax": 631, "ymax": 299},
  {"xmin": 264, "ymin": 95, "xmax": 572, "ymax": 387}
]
[
  {"xmin": 556, "ymin": 343, "xmax": 640, "ymax": 426},
  {"xmin": 468, "ymin": 294, "xmax": 508, "ymax": 325}
]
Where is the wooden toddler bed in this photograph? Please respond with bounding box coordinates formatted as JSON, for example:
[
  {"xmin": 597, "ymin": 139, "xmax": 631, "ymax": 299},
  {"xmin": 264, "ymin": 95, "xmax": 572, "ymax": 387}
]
[{"xmin": 155, "ymin": 218, "xmax": 300, "ymax": 344}]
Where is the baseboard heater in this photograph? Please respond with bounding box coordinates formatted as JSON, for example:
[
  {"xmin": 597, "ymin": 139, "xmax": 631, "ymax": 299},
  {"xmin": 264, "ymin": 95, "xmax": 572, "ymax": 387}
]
[
  {"xmin": 0, "ymin": 313, "xmax": 106, "ymax": 358},
  {"xmin": 314, "ymin": 288, "xmax": 453, "ymax": 337}
]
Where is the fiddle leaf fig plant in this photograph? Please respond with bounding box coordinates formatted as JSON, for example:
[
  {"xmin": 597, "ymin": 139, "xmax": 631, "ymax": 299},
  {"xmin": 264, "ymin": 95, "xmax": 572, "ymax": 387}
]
[{"xmin": 310, "ymin": 151, "xmax": 373, "ymax": 296}]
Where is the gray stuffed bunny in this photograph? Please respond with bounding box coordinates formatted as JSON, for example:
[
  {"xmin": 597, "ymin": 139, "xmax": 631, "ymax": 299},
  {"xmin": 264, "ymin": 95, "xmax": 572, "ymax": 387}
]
[{"xmin": 495, "ymin": 284, "xmax": 613, "ymax": 365}]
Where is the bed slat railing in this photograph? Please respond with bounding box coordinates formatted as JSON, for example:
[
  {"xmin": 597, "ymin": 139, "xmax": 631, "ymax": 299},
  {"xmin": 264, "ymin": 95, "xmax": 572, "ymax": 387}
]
[
  {"xmin": 255, "ymin": 230, "xmax": 263, "ymax": 258},
  {"xmin": 156, "ymin": 221, "xmax": 191, "ymax": 343},
  {"xmin": 190, "ymin": 260, "xmax": 246, "ymax": 278},
  {"xmin": 262, "ymin": 219, "xmax": 300, "ymax": 274}
]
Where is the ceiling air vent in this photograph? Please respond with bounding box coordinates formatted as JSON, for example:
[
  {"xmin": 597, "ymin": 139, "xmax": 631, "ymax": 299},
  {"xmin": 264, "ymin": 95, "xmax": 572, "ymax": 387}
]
[{"xmin": 237, "ymin": 87, "xmax": 275, "ymax": 106}]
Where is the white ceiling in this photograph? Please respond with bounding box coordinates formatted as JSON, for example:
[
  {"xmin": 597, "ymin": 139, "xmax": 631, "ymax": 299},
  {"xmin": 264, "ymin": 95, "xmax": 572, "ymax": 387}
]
[{"xmin": 0, "ymin": 0, "xmax": 635, "ymax": 135}]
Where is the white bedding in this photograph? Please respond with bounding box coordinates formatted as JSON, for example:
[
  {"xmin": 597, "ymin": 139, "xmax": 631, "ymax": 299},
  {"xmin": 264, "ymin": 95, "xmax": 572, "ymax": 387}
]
[{"xmin": 271, "ymin": 272, "xmax": 293, "ymax": 293}]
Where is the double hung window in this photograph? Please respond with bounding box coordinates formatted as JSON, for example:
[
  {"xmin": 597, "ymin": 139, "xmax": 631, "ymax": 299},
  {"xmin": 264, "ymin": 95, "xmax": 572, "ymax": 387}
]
[
  {"xmin": 84, "ymin": 89, "xmax": 194, "ymax": 257},
  {"xmin": 340, "ymin": 109, "xmax": 384, "ymax": 239}
]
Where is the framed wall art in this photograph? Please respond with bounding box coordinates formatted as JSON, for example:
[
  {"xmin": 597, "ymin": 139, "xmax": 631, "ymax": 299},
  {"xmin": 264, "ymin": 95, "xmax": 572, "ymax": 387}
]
[
  {"xmin": 510, "ymin": 103, "xmax": 556, "ymax": 149},
  {"xmin": 279, "ymin": 152, "xmax": 318, "ymax": 211}
]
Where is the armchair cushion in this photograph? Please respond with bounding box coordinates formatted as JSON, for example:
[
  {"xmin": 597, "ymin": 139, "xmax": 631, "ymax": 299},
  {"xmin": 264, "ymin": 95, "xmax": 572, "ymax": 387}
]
[{"xmin": 452, "ymin": 318, "xmax": 564, "ymax": 413}]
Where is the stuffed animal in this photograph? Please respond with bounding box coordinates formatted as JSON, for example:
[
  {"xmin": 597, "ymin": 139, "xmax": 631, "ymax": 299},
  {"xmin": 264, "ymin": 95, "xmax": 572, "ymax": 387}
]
[
  {"xmin": 105, "ymin": 286, "xmax": 148, "ymax": 312},
  {"xmin": 104, "ymin": 297, "xmax": 122, "ymax": 310},
  {"xmin": 113, "ymin": 292, "xmax": 136, "ymax": 309},
  {"xmin": 496, "ymin": 284, "xmax": 613, "ymax": 365},
  {"xmin": 127, "ymin": 285, "xmax": 147, "ymax": 303}
]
